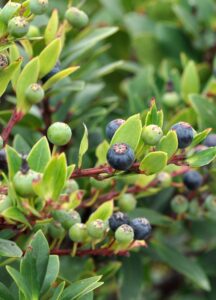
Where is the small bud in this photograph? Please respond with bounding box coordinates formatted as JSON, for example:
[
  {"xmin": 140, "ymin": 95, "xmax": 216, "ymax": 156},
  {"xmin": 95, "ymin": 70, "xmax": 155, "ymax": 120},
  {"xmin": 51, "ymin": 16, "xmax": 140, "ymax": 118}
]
[{"xmin": 25, "ymin": 83, "xmax": 44, "ymax": 104}]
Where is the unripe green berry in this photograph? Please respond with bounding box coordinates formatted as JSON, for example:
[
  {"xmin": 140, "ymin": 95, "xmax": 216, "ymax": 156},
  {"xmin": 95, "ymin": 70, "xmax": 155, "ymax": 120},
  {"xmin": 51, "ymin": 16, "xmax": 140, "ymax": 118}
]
[
  {"xmin": 0, "ymin": 136, "xmax": 3, "ymax": 150},
  {"xmin": 47, "ymin": 122, "xmax": 72, "ymax": 146},
  {"xmin": 13, "ymin": 170, "xmax": 41, "ymax": 197},
  {"xmin": 115, "ymin": 224, "xmax": 134, "ymax": 244},
  {"xmin": 25, "ymin": 83, "xmax": 44, "ymax": 104},
  {"xmin": 69, "ymin": 223, "xmax": 88, "ymax": 243},
  {"xmin": 65, "ymin": 7, "xmax": 89, "ymax": 29},
  {"xmin": 52, "ymin": 209, "xmax": 81, "ymax": 230},
  {"xmin": 48, "ymin": 222, "xmax": 65, "ymax": 239},
  {"xmin": 0, "ymin": 54, "xmax": 9, "ymax": 70},
  {"xmin": 0, "ymin": 2, "xmax": 20, "ymax": 23},
  {"xmin": 171, "ymin": 195, "xmax": 189, "ymax": 214},
  {"xmin": 157, "ymin": 172, "xmax": 172, "ymax": 188},
  {"xmin": 64, "ymin": 179, "xmax": 79, "ymax": 194},
  {"xmin": 118, "ymin": 193, "xmax": 137, "ymax": 212},
  {"xmin": 8, "ymin": 17, "xmax": 29, "ymax": 38},
  {"xmin": 142, "ymin": 125, "xmax": 163, "ymax": 145},
  {"xmin": 27, "ymin": 25, "xmax": 40, "ymax": 38},
  {"xmin": 162, "ymin": 91, "xmax": 180, "ymax": 108},
  {"xmin": 204, "ymin": 195, "xmax": 216, "ymax": 213},
  {"xmin": 30, "ymin": 0, "xmax": 49, "ymax": 15},
  {"xmin": 87, "ymin": 219, "xmax": 106, "ymax": 239}
]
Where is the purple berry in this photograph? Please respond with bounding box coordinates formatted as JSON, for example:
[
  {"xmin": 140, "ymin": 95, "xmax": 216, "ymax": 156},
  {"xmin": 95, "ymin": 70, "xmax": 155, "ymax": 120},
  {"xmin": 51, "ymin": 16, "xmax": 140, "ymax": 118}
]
[{"xmin": 107, "ymin": 143, "xmax": 135, "ymax": 171}]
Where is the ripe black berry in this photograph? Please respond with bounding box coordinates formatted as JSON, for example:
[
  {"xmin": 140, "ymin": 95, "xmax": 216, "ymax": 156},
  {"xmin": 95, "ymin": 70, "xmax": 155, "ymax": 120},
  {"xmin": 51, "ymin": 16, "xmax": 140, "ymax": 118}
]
[
  {"xmin": 108, "ymin": 212, "xmax": 130, "ymax": 232},
  {"xmin": 183, "ymin": 170, "xmax": 203, "ymax": 190},
  {"xmin": 41, "ymin": 62, "xmax": 60, "ymax": 83},
  {"xmin": 130, "ymin": 217, "xmax": 151, "ymax": 240},
  {"xmin": 171, "ymin": 122, "xmax": 194, "ymax": 148},
  {"xmin": 203, "ymin": 134, "xmax": 216, "ymax": 147},
  {"xmin": 0, "ymin": 149, "xmax": 8, "ymax": 172},
  {"xmin": 107, "ymin": 143, "xmax": 135, "ymax": 171},
  {"xmin": 105, "ymin": 119, "xmax": 125, "ymax": 140}
]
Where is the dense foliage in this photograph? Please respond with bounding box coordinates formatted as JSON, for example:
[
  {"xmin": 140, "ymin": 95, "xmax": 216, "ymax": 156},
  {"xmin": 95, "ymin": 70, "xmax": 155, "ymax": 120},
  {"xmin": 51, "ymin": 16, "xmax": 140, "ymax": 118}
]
[{"xmin": 1, "ymin": 0, "xmax": 216, "ymax": 299}]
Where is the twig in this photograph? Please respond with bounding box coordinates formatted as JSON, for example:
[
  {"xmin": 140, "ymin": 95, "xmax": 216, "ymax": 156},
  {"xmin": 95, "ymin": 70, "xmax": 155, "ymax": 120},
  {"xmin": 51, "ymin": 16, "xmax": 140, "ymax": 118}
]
[{"xmin": 1, "ymin": 109, "xmax": 24, "ymax": 144}]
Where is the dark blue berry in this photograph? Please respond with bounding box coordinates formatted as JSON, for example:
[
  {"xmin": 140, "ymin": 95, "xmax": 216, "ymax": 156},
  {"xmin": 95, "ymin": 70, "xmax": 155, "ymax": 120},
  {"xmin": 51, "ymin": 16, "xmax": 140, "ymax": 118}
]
[
  {"xmin": 203, "ymin": 134, "xmax": 216, "ymax": 147},
  {"xmin": 41, "ymin": 62, "xmax": 61, "ymax": 83},
  {"xmin": 106, "ymin": 119, "xmax": 125, "ymax": 140},
  {"xmin": 107, "ymin": 143, "xmax": 135, "ymax": 170},
  {"xmin": 183, "ymin": 170, "xmax": 203, "ymax": 190},
  {"xmin": 0, "ymin": 149, "xmax": 7, "ymax": 172},
  {"xmin": 171, "ymin": 122, "xmax": 194, "ymax": 149},
  {"xmin": 130, "ymin": 217, "xmax": 151, "ymax": 240},
  {"xmin": 108, "ymin": 212, "xmax": 130, "ymax": 232}
]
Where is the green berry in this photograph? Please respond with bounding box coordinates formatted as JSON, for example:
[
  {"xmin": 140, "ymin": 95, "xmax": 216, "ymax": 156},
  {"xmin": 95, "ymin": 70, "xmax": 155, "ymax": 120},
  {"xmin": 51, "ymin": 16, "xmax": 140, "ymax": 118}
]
[
  {"xmin": 30, "ymin": 0, "xmax": 49, "ymax": 15},
  {"xmin": 157, "ymin": 172, "xmax": 172, "ymax": 188},
  {"xmin": 27, "ymin": 25, "xmax": 40, "ymax": 38},
  {"xmin": 115, "ymin": 224, "xmax": 134, "ymax": 244},
  {"xmin": 25, "ymin": 83, "xmax": 44, "ymax": 104},
  {"xmin": 69, "ymin": 223, "xmax": 88, "ymax": 243},
  {"xmin": 48, "ymin": 222, "xmax": 65, "ymax": 239},
  {"xmin": 52, "ymin": 209, "xmax": 81, "ymax": 230},
  {"xmin": 0, "ymin": 136, "xmax": 3, "ymax": 150},
  {"xmin": 204, "ymin": 195, "xmax": 216, "ymax": 212},
  {"xmin": 13, "ymin": 170, "xmax": 41, "ymax": 197},
  {"xmin": 171, "ymin": 195, "xmax": 189, "ymax": 214},
  {"xmin": 47, "ymin": 122, "xmax": 72, "ymax": 146},
  {"xmin": 118, "ymin": 193, "xmax": 137, "ymax": 212},
  {"xmin": 162, "ymin": 91, "xmax": 180, "ymax": 108},
  {"xmin": 142, "ymin": 125, "xmax": 163, "ymax": 145},
  {"xmin": 64, "ymin": 179, "xmax": 79, "ymax": 194},
  {"xmin": 65, "ymin": 7, "xmax": 89, "ymax": 29},
  {"xmin": 8, "ymin": 16, "xmax": 29, "ymax": 38},
  {"xmin": 0, "ymin": 54, "xmax": 9, "ymax": 70},
  {"xmin": 188, "ymin": 199, "xmax": 200, "ymax": 216},
  {"xmin": 87, "ymin": 219, "xmax": 106, "ymax": 239},
  {"xmin": 0, "ymin": 2, "xmax": 20, "ymax": 23}
]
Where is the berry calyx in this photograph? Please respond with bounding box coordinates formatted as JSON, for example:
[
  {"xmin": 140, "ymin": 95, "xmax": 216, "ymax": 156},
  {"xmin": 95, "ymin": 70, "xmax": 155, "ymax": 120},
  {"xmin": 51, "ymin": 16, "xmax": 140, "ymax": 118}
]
[
  {"xmin": 25, "ymin": 83, "xmax": 44, "ymax": 104},
  {"xmin": 30, "ymin": 0, "xmax": 49, "ymax": 15},
  {"xmin": 65, "ymin": 7, "xmax": 89, "ymax": 29},
  {"xmin": 107, "ymin": 143, "xmax": 135, "ymax": 171},
  {"xmin": 8, "ymin": 17, "xmax": 29, "ymax": 38},
  {"xmin": 130, "ymin": 217, "xmax": 151, "ymax": 240},
  {"xmin": 47, "ymin": 122, "xmax": 72, "ymax": 146},
  {"xmin": 51, "ymin": 209, "xmax": 81, "ymax": 230},
  {"xmin": 203, "ymin": 134, "xmax": 216, "ymax": 147},
  {"xmin": 118, "ymin": 193, "xmax": 137, "ymax": 212},
  {"xmin": 142, "ymin": 125, "xmax": 163, "ymax": 145},
  {"xmin": 162, "ymin": 91, "xmax": 180, "ymax": 108},
  {"xmin": 171, "ymin": 195, "xmax": 189, "ymax": 214},
  {"xmin": 109, "ymin": 212, "xmax": 130, "ymax": 232},
  {"xmin": 183, "ymin": 170, "xmax": 203, "ymax": 190},
  {"xmin": 41, "ymin": 62, "xmax": 61, "ymax": 83},
  {"xmin": 105, "ymin": 119, "xmax": 125, "ymax": 141},
  {"xmin": 0, "ymin": 54, "xmax": 9, "ymax": 70},
  {"xmin": 115, "ymin": 224, "xmax": 134, "ymax": 244},
  {"xmin": 171, "ymin": 122, "xmax": 194, "ymax": 149},
  {"xmin": 13, "ymin": 170, "xmax": 41, "ymax": 197},
  {"xmin": 69, "ymin": 223, "xmax": 88, "ymax": 243},
  {"xmin": 87, "ymin": 219, "xmax": 106, "ymax": 239}
]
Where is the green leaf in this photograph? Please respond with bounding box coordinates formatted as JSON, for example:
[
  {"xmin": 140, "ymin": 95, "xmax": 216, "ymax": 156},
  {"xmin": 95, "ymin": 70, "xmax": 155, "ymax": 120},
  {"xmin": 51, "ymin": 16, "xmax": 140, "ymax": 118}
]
[
  {"xmin": 111, "ymin": 114, "xmax": 142, "ymax": 151},
  {"xmin": 87, "ymin": 200, "xmax": 113, "ymax": 223},
  {"xmin": 79, "ymin": 292, "xmax": 94, "ymax": 300},
  {"xmin": 140, "ymin": 151, "xmax": 168, "ymax": 175},
  {"xmin": 151, "ymin": 240, "xmax": 211, "ymax": 291},
  {"xmin": 2, "ymin": 207, "xmax": 31, "ymax": 228},
  {"xmin": 96, "ymin": 140, "xmax": 110, "ymax": 165},
  {"xmin": 0, "ymin": 238, "xmax": 22, "ymax": 257},
  {"xmin": 78, "ymin": 124, "xmax": 89, "ymax": 168},
  {"xmin": 67, "ymin": 164, "xmax": 76, "ymax": 179},
  {"xmin": 6, "ymin": 266, "xmax": 31, "ymax": 299},
  {"xmin": 41, "ymin": 255, "xmax": 59, "ymax": 294},
  {"xmin": 0, "ymin": 282, "xmax": 15, "ymax": 300},
  {"xmin": 44, "ymin": 9, "xmax": 59, "ymax": 45},
  {"xmin": 157, "ymin": 131, "xmax": 178, "ymax": 158},
  {"xmin": 0, "ymin": 58, "xmax": 22, "ymax": 97},
  {"xmin": 181, "ymin": 61, "xmax": 200, "ymax": 103},
  {"xmin": 13, "ymin": 134, "xmax": 31, "ymax": 154},
  {"xmin": 39, "ymin": 38, "xmax": 61, "ymax": 78},
  {"xmin": 50, "ymin": 282, "xmax": 65, "ymax": 300},
  {"xmin": 190, "ymin": 128, "xmax": 212, "ymax": 147},
  {"xmin": 5, "ymin": 145, "xmax": 22, "ymax": 179},
  {"xmin": 145, "ymin": 99, "xmax": 163, "ymax": 127},
  {"xmin": 27, "ymin": 137, "xmax": 51, "ymax": 173},
  {"xmin": 16, "ymin": 57, "xmax": 40, "ymax": 113},
  {"xmin": 187, "ymin": 147, "xmax": 216, "ymax": 167},
  {"xmin": 43, "ymin": 66, "xmax": 79, "ymax": 91},
  {"xmin": 61, "ymin": 276, "xmax": 102, "ymax": 300}
]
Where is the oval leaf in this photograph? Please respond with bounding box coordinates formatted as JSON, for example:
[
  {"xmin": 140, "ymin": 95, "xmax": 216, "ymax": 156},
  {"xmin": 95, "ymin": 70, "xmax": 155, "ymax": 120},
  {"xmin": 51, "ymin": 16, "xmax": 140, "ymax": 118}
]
[{"xmin": 140, "ymin": 151, "xmax": 168, "ymax": 175}]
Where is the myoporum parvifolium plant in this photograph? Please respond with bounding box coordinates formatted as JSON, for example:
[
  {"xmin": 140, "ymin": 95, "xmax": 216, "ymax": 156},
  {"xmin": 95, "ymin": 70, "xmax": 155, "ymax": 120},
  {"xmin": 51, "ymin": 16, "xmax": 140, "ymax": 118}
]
[{"xmin": 1, "ymin": 0, "xmax": 216, "ymax": 299}]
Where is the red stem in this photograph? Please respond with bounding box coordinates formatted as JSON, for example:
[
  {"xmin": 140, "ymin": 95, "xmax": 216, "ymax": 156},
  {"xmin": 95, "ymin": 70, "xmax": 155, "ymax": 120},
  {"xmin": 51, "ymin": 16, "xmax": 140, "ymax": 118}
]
[
  {"xmin": 50, "ymin": 247, "xmax": 129, "ymax": 257},
  {"xmin": 1, "ymin": 109, "xmax": 24, "ymax": 144}
]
